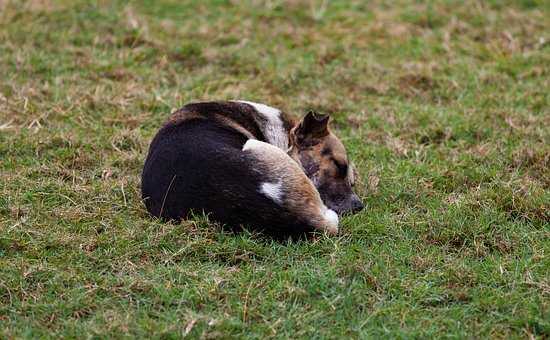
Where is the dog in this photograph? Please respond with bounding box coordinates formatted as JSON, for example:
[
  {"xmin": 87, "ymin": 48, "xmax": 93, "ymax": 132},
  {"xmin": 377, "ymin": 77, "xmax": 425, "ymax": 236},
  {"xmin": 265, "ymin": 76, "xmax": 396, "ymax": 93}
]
[{"xmin": 141, "ymin": 100, "xmax": 363, "ymax": 235}]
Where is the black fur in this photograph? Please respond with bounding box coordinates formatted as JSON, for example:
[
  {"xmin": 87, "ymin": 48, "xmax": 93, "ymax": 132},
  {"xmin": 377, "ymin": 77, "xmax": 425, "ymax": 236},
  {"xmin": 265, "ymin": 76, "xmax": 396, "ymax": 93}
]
[{"xmin": 141, "ymin": 118, "xmax": 315, "ymax": 234}]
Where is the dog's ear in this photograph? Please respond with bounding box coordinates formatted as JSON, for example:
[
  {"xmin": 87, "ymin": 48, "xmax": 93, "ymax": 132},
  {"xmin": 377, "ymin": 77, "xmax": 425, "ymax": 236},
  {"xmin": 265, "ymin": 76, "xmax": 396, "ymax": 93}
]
[{"xmin": 292, "ymin": 111, "xmax": 330, "ymax": 146}]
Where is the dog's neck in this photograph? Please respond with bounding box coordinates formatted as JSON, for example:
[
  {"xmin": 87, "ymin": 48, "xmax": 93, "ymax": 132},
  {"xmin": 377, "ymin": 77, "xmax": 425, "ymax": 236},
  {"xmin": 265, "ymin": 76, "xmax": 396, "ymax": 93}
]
[
  {"xmin": 232, "ymin": 101, "xmax": 306, "ymax": 171},
  {"xmin": 232, "ymin": 100, "xmax": 296, "ymax": 151}
]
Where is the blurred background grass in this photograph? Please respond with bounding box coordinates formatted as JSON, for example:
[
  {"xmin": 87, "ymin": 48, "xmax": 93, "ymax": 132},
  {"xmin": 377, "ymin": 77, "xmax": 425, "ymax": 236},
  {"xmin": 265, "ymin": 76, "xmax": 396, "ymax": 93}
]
[{"xmin": 0, "ymin": 0, "xmax": 548, "ymax": 338}]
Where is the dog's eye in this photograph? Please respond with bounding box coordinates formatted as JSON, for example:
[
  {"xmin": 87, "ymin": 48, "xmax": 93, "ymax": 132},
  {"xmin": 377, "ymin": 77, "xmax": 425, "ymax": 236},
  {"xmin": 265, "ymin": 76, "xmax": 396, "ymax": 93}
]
[{"xmin": 333, "ymin": 159, "xmax": 348, "ymax": 177}]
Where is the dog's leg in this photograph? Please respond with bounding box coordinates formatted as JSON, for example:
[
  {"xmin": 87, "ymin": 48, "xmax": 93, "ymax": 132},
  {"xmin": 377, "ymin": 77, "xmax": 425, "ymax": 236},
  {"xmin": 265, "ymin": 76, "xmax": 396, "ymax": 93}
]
[{"xmin": 242, "ymin": 139, "xmax": 339, "ymax": 235}]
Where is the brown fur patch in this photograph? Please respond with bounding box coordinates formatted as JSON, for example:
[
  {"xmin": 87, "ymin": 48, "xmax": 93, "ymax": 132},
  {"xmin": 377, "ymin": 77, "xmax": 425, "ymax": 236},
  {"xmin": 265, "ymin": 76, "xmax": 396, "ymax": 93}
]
[{"xmin": 289, "ymin": 131, "xmax": 350, "ymax": 184}]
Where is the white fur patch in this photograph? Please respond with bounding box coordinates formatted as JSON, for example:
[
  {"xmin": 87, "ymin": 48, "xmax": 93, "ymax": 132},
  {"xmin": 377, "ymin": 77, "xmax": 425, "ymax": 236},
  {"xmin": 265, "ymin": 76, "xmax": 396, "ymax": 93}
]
[
  {"xmin": 324, "ymin": 209, "xmax": 339, "ymax": 229},
  {"xmin": 242, "ymin": 138, "xmax": 263, "ymax": 151},
  {"xmin": 260, "ymin": 181, "xmax": 283, "ymax": 205},
  {"xmin": 234, "ymin": 100, "xmax": 288, "ymax": 150}
]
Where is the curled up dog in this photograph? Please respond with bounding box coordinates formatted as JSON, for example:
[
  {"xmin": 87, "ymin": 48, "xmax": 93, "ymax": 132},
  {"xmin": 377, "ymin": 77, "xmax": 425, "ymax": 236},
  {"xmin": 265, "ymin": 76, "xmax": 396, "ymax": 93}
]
[{"xmin": 141, "ymin": 101, "xmax": 363, "ymax": 236}]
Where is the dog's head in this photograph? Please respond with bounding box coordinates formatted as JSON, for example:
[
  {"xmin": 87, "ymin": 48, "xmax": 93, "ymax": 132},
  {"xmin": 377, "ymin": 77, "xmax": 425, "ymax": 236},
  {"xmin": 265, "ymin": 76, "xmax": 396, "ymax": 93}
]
[{"xmin": 288, "ymin": 111, "xmax": 364, "ymax": 215}]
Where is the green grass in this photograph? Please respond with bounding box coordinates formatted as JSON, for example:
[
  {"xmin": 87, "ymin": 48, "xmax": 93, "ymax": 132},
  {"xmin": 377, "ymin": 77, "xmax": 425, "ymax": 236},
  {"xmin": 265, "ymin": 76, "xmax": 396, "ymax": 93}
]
[{"xmin": 1, "ymin": 0, "xmax": 549, "ymax": 338}]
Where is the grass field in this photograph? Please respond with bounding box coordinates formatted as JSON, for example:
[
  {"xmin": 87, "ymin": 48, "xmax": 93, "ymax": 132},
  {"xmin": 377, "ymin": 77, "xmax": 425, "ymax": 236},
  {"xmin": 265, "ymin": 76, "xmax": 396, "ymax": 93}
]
[{"xmin": 1, "ymin": 0, "xmax": 549, "ymax": 338}]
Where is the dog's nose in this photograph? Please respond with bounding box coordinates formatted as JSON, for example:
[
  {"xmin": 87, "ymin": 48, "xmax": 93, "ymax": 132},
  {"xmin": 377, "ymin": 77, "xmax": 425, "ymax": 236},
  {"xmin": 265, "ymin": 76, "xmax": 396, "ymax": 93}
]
[{"xmin": 351, "ymin": 196, "xmax": 364, "ymax": 213}]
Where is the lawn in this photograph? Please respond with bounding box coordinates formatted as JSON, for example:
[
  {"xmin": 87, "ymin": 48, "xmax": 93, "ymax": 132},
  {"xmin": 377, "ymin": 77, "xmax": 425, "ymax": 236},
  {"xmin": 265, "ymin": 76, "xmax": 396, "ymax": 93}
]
[{"xmin": 0, "ymin": 0, "xmax": 548, "ymax": 338}]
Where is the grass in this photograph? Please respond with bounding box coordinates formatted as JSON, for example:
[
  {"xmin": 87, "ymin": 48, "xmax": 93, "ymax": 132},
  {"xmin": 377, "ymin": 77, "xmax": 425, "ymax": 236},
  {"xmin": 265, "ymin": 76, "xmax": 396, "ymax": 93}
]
[{"xmin": 0, "ymin": 0, "xmax": 548, "ymax": 338}]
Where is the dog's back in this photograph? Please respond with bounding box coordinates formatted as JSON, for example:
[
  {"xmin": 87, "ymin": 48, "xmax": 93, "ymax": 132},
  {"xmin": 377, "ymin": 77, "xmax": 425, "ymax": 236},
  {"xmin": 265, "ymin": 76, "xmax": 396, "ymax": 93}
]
[{"xmin": 141, "ymin": 101, "xmax": 338, "ymax": 235}]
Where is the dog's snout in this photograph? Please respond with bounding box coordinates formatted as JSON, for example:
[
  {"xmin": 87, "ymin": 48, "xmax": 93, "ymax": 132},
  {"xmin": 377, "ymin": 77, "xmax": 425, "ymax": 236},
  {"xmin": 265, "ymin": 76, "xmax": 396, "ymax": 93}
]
[
  {"xmin": 351, "ymin": 196, "xmax": 364, "ymax": 213},
  {"xmin": 330, "ymin": 195, "xmax": 364, "ymax": 216}
]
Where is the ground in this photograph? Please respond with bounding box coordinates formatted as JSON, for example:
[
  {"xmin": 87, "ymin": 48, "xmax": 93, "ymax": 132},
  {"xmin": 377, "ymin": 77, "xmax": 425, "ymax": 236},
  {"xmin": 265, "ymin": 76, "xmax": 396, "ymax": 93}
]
[{"xmin": 0, "ymin": 0, "xmax": 548, "ymax": 338}]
